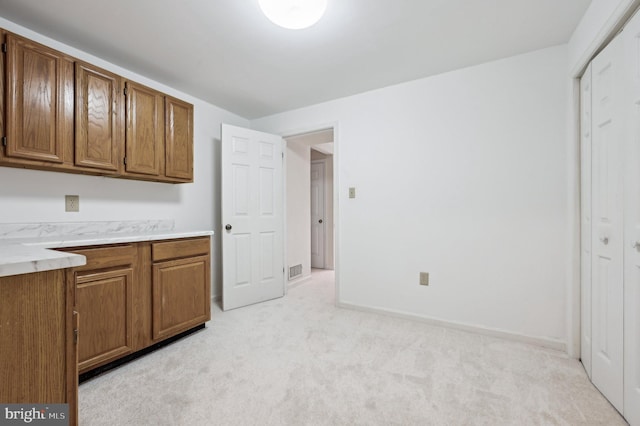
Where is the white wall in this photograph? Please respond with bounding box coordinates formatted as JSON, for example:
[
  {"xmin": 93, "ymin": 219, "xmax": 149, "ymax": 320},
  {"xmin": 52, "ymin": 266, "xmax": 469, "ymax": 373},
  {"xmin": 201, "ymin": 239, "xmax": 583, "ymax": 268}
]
[
  {"xmin": 252, "ymin": 45, "xmax": 570, "ymax": 348},
  {"xmin": 0, "ymin": 17, "xmax": 250, "ymax": 299},
  {"xmin": 285, "ymin": 136, "xmax": 312, "ymax": 282}
]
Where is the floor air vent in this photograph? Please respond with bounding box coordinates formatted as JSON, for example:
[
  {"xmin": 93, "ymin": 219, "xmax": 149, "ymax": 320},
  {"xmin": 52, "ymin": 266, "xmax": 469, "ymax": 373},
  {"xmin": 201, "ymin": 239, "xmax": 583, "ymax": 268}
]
[{"xmin": 289, "ymin": 264, "xmax": 302, "ymax": 280}]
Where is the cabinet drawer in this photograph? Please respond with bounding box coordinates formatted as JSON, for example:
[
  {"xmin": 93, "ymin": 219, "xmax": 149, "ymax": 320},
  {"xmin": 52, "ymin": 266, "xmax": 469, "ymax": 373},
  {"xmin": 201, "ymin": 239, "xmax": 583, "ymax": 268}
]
[
  {"xmin": 62, "ymin": 244, "xmax": 136, "ymax": 271},
  {"xmin": 151, "ymin": 237, "xmax": 210, "ymax": 262}
]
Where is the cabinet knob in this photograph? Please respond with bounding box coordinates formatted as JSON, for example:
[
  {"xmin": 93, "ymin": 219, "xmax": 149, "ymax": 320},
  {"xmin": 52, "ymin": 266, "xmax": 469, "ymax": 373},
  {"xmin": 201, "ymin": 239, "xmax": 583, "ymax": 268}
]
[
  {"xmin": 225, "ymin": 224, "xmax": 232, "ymax": 231},
  {"xmin": 319, "ymin": 219, "xmax": 323, "ymax": 224},
  {"xmin": 600, "ymin": 236, "xmax": 609, "ymax": 245},
  {"xmin": 633, "ymin": 241, "xmax": 640, "ymax": 249}
]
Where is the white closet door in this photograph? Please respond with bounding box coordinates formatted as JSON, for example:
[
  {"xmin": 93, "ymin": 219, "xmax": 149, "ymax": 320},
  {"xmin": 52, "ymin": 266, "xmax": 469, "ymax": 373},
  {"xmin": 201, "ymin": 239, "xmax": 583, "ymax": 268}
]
[
  {"xmin": 591, "ymin": 33, "xmax": 624, "ymax": 412},
  {"xmin": 310, "ymin": 161, "xmax": 326, "ymax": 269},
  {"xmin": 580, "ymin": 64, "xmax": 593, "ymax": 378},
  {"xmin": 624, "ymin": 9, "xmax": 640, "ymax": 425}
]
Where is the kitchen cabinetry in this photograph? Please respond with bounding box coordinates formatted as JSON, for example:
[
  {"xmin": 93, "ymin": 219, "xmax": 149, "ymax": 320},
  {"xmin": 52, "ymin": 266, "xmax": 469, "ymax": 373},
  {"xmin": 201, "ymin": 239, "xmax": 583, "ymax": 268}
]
[
  {"xmin": 66, "ymin": 244, "xmax": 136, "ymax": 374},
  {"xmin": 1, "ymin": 31, "xmax": 74, "ymax": 165},
  {"xmin": 0, "ymin": 29, "xmax": 194, "ymax": 183},
  {"xmin": 61, "ymin": 236, "xmax": 210, "ymax": 375},
  {"xmin": 164, "ymin": 96, "xmax": 194, "ymax": 181},
  {"xmin": 75, "ymin": 61, "xmax": 123, "ymax": 172},
  {"xmin": 0, "ymin": 269, "xmax": 78, "ymax": 426},
  {"xmin": 124, "ymin": 81, "xmax": 164, "ymax": 178},
  {"xmin": 151, "ymin": 238, "xmax": 210, "ymax": 340}
]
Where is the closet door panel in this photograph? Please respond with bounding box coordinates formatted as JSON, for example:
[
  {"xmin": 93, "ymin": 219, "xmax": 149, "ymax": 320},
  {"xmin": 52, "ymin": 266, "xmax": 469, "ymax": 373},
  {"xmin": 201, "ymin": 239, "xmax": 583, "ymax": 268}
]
[
  {"xmin": 591, "ymin": 34, "xmax": 624, "ymax": 413},
  {"xmin": 580, "ymin": 65, "xmax": 593, "ymax": 378},
  {"xmin": 624, "ymin": 9, "xmax": 640, "ymax": 425}
]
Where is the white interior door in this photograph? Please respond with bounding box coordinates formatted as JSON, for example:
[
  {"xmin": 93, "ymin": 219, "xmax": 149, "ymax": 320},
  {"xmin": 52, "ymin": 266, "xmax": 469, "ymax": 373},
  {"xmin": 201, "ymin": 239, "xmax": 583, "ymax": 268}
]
[
  {"xmin": 310, "ymin": 161, "xmax": 325, "ymax": 269},
  {"xmin": 221, "ymin": 124, "xmax": 285, "ymax": 311},
  {"xmin": 624, "ymin": 9, "xmax": 640, "ymax": 425},
  {"xmin": 591, "ymin": 33, "xmax": 624, "ymax": 412},
  {"xmin": 580, "ymin": 64, "xmax": 593, "ymax": 379}
]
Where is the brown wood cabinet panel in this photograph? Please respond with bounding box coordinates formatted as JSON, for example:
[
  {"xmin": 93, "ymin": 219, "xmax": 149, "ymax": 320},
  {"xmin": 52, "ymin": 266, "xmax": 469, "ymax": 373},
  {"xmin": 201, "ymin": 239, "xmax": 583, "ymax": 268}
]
[
  {"xmin": 0, "ymin": 30, "xmax": 4, "ymax": 151},
  {"xmin": 4, "ymin": 32, "xmax": 73, "ymax": 163},
  {"xmin": 165, "ymin": 96, "xmax": 193, "ymax": 181},
  {"xmin": 76, "ymin": 268, "xmax": 134, "ymax": 372},
  {"xmin": 125, "ymin": 81, "xmax": 164, "ymax": 176},
  {"xmin": 75, "ymin": 61, "xmax": 122, "ymax": 172},
  {"xmin": 152, "ymin": 254, "xmax": 210, "ymax": 340},
  {"xmin": 0, "ymin": 269, "xmax": 77, "ymax": 426},
  {"xmin": 62, "ymin": 244, "xmax": 136, "ymax": 373},
  {"xmin": 65, "ymin": 244, "xmax": 136, "ymax": 272},
  {"xmin": 151, "ymin": 237, "xmax": 210, "ymax": 262},
  {"xmin": 133, "ymin": 242, "xmax": 154, "ymax": 350}
]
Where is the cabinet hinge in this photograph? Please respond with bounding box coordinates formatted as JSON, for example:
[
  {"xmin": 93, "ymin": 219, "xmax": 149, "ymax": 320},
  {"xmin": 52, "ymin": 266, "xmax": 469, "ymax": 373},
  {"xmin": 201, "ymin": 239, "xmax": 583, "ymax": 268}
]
[
  {"xmin": 1, "ymin": 137, "xmax": 6, "ymax": 147},
  {"xmin": 123, "ymin": 87, "xmax": 128, "ymax": 96},
  {"xmin": 123, "ymin": 157, "xmax": 127, "ymax": 166},
  {"xmin": 73, "ymin": 328, "xmax": 79, "ymax": 344},
  {"xmin": 1, "ymin": 43, "xmax": 6, "ymax": 53}
]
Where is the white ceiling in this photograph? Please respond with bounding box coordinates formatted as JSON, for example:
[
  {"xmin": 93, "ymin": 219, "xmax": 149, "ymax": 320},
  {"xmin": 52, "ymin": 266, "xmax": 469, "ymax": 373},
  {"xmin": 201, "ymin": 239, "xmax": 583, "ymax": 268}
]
[{"xmin": 0, "ymin": 0, "xmax": 591, "ymax": 119}]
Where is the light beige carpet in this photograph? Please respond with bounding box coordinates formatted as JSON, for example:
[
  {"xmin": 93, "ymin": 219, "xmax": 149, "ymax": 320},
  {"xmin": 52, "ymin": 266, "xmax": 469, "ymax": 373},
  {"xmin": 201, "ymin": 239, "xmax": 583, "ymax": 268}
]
[{"xmin": 79, "ymin": 269, "xmax": 625, "ymax": 425}]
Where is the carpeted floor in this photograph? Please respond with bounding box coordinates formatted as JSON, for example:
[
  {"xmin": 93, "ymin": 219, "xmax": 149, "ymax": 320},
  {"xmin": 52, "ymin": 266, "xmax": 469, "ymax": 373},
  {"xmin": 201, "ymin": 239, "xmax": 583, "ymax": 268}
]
[{"xmin": 79, "ymin": 269, "xmax": 626, "ymax": 425}]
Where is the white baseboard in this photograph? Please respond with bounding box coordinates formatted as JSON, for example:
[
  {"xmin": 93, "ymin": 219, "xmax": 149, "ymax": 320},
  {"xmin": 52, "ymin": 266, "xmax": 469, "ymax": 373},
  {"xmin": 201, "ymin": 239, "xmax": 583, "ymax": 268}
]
[
  {"xmin": 337, "ymin": 301, "xmax": 567, "ymax": 353},
  {"xmin": 287, "ymin": 274, "xmax": 312, "ymax": 290}
]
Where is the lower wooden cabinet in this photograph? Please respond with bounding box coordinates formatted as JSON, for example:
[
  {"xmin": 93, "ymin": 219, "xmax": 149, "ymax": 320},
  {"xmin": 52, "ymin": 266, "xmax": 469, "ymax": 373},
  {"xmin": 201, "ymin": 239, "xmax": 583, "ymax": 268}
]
[
  {"xmin": 0, "ymin": 270, "xmax": 78, "ymax": 426},
  {"xmin": 152, "ymin": 238, "xmax": 210, "ymax": 340},
  {"xmin": 61, "ymin": 236, "xmax": 210, "ymax": 374}
]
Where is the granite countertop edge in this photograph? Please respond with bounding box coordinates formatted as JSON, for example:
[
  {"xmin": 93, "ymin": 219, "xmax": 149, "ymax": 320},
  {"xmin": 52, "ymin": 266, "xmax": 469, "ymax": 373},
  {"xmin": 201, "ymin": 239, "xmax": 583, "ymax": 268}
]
[{"xmin": 0, "ymin": 230, "xmax": 214, "ymax": 278}]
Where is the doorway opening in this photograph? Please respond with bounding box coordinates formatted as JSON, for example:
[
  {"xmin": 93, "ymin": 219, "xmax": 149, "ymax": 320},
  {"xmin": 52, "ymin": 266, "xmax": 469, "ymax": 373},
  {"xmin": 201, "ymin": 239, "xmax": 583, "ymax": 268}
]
[{"xmin": 284, "ymin": 128, "xmax": 335, "ymax": 290}]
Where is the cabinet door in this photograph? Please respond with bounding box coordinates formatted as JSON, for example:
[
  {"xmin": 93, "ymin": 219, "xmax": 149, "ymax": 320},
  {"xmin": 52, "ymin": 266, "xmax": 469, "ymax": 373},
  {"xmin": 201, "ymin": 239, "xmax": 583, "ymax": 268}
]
[
  {"xmin": 125, "ymin": 81, "xmax": 163, "ymax": 176},
  {"xmin": 4, "ymin": 32, "xmax": 73, "ymax": 163},
  {"xmin": 76, "ymin": 268, "xmax": 134, "ymax": 373},
  {"xmin": 75, "ymin": 62, "xmax": 122, "ymax": 172},
  {"xmin": 165, "ymin": 96, "xmax": 193, "ymax": 181},
  {"xmin": 152, "ymin": 255, "xmax": 210, "ymax": 340}
]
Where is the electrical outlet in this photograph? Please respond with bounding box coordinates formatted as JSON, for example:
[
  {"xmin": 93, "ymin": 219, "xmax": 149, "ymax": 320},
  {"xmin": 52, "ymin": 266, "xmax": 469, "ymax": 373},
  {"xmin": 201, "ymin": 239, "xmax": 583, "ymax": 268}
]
[
  {"xmin": 420, "ymin": 272, "xmax": 429, "ymax": 286},
  {"xmin": 349, "ymin": 187, "xmax": 356, "ymax": 198},
  {"xmin": 65, "ymin": 195, "xmax": 79, "ymax": 212}
]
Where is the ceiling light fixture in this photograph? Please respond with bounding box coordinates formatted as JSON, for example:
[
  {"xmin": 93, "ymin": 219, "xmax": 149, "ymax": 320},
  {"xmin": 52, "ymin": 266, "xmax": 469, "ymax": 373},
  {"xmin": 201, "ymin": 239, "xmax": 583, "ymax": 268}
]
[{"xmin": 258, "ymin": 0, "xmax": 328, "ymax": 30}]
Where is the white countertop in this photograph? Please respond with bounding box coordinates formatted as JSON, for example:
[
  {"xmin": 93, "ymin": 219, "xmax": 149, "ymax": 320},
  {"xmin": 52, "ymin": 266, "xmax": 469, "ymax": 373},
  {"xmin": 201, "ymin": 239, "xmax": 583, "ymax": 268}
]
[{"xmin": 0, "ymin": 229, "xmax": 213, "ymax": 278}]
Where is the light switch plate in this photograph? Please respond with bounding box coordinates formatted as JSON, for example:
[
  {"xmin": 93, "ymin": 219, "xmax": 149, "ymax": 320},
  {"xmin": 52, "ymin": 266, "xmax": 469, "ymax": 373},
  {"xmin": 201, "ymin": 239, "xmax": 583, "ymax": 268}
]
[
  {"xmin": 349, "ymin": 187, "xmax": 356, "ymax": 199},
  {"xmin": 65, "ymin": 195, "xmax": 79, "ymax": 212}
]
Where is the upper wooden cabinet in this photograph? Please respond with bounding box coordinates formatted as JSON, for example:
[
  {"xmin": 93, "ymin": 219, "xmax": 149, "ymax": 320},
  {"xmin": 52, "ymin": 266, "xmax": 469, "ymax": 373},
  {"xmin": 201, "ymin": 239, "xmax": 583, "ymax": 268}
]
[
  {"xmin": 165, "ymin": 96, "xmax": 194, "ymax": 182},
  {"xmin": 3, "ymin": 32, "xmax": 74, "ymax": 164},
  {"xmin": 124, "ymin": 81, "xmax": 164, "ymax": 177},
  {"xmin": 75, "ymin": 61, "xmax": 123, "ymax": 172},
  {"xmin": 0, "ymin": 29, "xmax": 195, "ymax": 183}
]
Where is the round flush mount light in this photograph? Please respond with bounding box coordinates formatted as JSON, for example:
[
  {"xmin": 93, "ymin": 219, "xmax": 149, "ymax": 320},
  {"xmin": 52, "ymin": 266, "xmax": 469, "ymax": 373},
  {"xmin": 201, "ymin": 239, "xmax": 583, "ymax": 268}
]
[{"xmin": 259, "ymin": 0, "xmax": 328, "ymax": 30}]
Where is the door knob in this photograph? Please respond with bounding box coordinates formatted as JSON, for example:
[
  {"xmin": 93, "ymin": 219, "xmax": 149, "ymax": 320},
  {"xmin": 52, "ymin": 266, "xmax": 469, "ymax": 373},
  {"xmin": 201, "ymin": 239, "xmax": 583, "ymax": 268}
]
[
  {"xmin": 225, "ymin": 224, "xmax": 232, "ymax": 231},
  {"xmin": 319, "ymin": 219, "xmax": 323, "ymax": 224},
  {"xmin": 600, "ymin": 236, "xmax": 609, "ymax": 245}
]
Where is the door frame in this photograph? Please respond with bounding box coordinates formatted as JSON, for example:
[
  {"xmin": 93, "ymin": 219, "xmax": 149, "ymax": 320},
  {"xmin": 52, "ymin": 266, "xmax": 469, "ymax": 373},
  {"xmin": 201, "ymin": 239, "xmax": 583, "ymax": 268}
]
[{"xmin": 281, "ymin": 122, "xmax": 340, "ymax": 303}]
